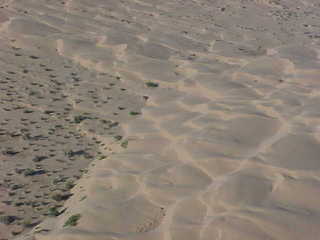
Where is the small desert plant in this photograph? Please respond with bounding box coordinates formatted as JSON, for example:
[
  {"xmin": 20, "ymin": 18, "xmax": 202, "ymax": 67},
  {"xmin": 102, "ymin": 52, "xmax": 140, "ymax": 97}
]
[
  {"xmin": 79, "ymin": 169, "xmax": 88, "ymax": 174},
  {"xmin": 80, "ymin": 196, "xmax": 87, "ymax": 201},
  {"xmin": 63, "ymin": 214, "xmax": 81, "ymax": 227},
  {"xmin": 129, "ymin": 111, "xmax": 141, "ymax": 116},
  {"xmin": 65, "ymin": 150, "xmax": 86, "ymax": 157},
  {"xmin": 32, "ymin": 156, "xmax": 47, "ymax": 162},
  {"xmin": 74, "ymin": 115, "xmax": 88, "ymax": 124},
  {"xmin": 52, "ymin": 176, "xmax": 68, "ymax": 184},
  {"xmin": 48, "ymin": 207, "xmax": 60, "ymax": 217},
  {"xmin": 98, "ymin": 155, "xmax": 107, "ymax": 160},
  {"xmin": 121, "ymin": 139, "xmax": 129, "ymax": 148},
  {"xmin": 28, "ymin": 169, "xmax": 38, "ymax": 175},
  {"xmin": 114, "ymin": 135, "xmax": 122, "ymax": 141},
  {"xmin": 65, "ymin": 181, "xmax": 75, "ymax": 190},
  {"xmin": 109, "ymin": 121, "xmax": 119, "ymax": 128},
  {"xmin": 52, "ymin": 193, "xmax": 72, "ymax": 202},
  {"xmin": 22, "ymin": 219, "xmax": 35, "ymax": 228},
  {"xmin": 146, "ymin": 81, "xmax": 159, "ymax": 88},
  {"xmin": 24, "ymin": 168, "xmax": 45, "ymax": 176}
]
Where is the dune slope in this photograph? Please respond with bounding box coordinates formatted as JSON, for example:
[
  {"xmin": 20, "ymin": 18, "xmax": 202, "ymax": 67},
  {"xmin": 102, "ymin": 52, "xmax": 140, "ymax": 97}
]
[{"xmin": 0, "ymin": 0, "xmax": 319, "ymax": 240}]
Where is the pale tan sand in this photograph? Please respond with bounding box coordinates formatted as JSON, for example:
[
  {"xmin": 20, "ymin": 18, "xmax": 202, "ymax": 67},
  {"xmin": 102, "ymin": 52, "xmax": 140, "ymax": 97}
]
[{"xmin": 0, "ymin": 0, "xmax": 319, "ymax": 240}]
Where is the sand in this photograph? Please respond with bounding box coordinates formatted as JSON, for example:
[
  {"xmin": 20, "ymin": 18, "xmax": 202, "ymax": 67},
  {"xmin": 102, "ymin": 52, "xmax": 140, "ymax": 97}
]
[{"xmin": 0, "ymin": 0, "xmax": 319, "ymax": 239}]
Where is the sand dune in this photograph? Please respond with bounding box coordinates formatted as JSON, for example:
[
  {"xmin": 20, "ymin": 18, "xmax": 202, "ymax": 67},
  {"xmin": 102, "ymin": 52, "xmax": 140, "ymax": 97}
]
[{"xmin": 0, "ymin": 0, "xmax": 319, "ymax": 239}]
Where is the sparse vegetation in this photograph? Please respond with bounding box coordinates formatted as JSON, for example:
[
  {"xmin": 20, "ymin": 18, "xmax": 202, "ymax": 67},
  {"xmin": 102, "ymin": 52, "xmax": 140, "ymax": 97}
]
[
  {"xmin": 98, "ymin": 155, "xmax": 107, "ymax": 160},
  {"xmin": 32, "ymin": 155, "xmax": 48, "ymax": 162},
  {"xmin": 64, "ymin": 214, "xmax": 81, "ymax": 227},
  {"xmin": 22, "ymin": 219, "xmax": 35, "ymax": 228},
  {"xmin": 65, "ymin": 181, "xmax": 75, "ymax": 190},
  {"xmin": 121, "ymin": 139, "xmax": 129, "ymax": 148},
  {"xmin": 44, "ymin": 110, "xmax": 55, "ymax": 114},
  {"xmin": 52, "ymin": 193, "xmax": 72, "ymax": 202},
  {"xmin": 48, "ymin": 207, "xmax": 60, "ymax": 217},
  {"xmin": 74, "ymin": 115, "xmax": 88, "ymax": 124},
  {"xmin": 65, "ymin": 150, "xmax": 87, "ymax": 158},
  {"xmin": 0, "ymin": 215, "xmax": 17, "ymax": 225},
  {"xmin": 80, "ymin": 196, "xmax": 87, "ymax": 201},
  {"xmin": 24, "ymin": 168, "xmax": 46, "ymax": 176},
  {"xmin": 129, "ymin": 111, "xmax": 141, "ymax": 116},
  {"xmin": 109, "ymin": 121, "xmax": 119, "ymax": 128},
  {"xmin": 79, "ymin": 169, "xmax": 88, "ymax": 174},
  {"xmin": 114, "ymin": 135, "xmax": 122, "ymax": 141},
  {"xmin": 146, "ymin": 81, "xmax": 159, "ymax": 88},
  {"xmin": 52, "ymin": 176, "xmax": 68, "ymax": 184}
]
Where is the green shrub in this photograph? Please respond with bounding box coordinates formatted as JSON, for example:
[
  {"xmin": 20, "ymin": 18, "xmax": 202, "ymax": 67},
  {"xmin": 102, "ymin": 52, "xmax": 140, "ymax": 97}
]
[
  {"xmin": 146, "ymin": 82, "xmax": 159, "ymax": 88},
  {"xmin": 64, "ymin": 214, "xmax": 81, "ymax": 227},
  {"xmin": 129, "ymin": 111, "xmax": 141, "ymax": 116},
  {"xmin": 121, "ymin": 140, "xmax": 129, "ymax": 148},
  {"xmin": 48, "ymin": 207, "xmax": 60, "ymax": 217}
]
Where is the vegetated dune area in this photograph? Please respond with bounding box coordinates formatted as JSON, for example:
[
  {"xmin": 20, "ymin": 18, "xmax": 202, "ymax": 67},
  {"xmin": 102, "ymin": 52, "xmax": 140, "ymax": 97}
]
[{"xmin": 0, "ymin": 0, "xmax": 319, "ymax": 239}]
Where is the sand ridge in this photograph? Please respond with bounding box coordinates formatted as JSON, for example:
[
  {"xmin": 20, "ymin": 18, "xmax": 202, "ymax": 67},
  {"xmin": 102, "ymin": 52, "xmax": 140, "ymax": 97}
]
[{"xmin": 0, "ymin": 0, "xmax": 319, "ymax": 240}]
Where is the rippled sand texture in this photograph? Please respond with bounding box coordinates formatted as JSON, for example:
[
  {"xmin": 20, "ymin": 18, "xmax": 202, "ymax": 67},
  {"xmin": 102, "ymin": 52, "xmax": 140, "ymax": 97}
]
[{"xmin": 1, "ymin": 0, "xmax": 320, "ymax": 240}]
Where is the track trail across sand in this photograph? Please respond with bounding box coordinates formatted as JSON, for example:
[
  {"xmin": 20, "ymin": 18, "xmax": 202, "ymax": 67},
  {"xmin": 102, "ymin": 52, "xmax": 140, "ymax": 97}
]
[{"xmin": 0, "ymin": 0, "xmax": 320, "ymax": 240}]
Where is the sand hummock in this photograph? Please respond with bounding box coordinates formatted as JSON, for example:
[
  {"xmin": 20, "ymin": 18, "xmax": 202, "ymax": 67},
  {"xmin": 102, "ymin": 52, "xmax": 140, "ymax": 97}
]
[{"xmin": 0, "ymin": 0, "xmax": 320, "ymax": 240}]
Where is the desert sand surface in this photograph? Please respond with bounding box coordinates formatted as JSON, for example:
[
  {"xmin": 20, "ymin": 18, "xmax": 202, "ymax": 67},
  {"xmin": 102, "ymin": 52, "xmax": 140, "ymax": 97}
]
[{"xmin": 0, "ymin": 0, "xmax": 319, "ymax": 239}]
